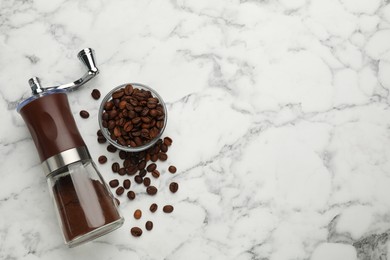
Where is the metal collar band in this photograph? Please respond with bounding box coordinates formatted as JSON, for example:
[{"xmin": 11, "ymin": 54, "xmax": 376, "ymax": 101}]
[{"xmin": 42, "ymin": 146, "xmax": 91, "ymax": 176}]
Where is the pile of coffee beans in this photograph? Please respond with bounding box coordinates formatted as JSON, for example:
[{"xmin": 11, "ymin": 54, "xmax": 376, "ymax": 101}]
[
  {"xmin": 101, "ymin": 84, "xmax": 166, "ymax": 148},
  {"xmin": 97, "ymin": 135, "xmax": 178, "ymax": 237},
  {"xmin": 86, "ymin": 87, "xmax": 178, "ymax": 238}
]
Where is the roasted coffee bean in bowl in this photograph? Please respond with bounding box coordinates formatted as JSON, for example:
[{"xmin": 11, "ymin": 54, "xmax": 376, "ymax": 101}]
[{"xmin": 98, "ymin": 83, "xmax": 167, "ymax": 152}]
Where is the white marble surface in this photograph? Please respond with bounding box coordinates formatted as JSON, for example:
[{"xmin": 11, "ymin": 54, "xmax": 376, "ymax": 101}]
[{"xmin": 1, "ymin": 0, "xmax": 390, "ymax": 259}]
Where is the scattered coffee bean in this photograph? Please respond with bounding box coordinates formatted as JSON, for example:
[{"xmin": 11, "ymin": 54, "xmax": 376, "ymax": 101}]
[
  {"xmin": 115, "ymin": 198, "xmax": 120, "ymax": 206},
  {"xmin": 163, "ymin": 205, "xmax": 174, "ymax": 213},
  {"xmin": 111, "ymin": 162, "xmax": 120, "ymax": 172},
  {"xmin": 91, "ymin": 89, "xmax": 101, "ymax": 100},
  {"xmin": 168, "ymin": 165, "xmax": 177, "ymax": 174},
  {"xmin": 161, "ymin": 144, "xmax": 168, "ymax": 153},
  {"xmin": 139, "ymin": 169, "xmax": 147, "ymax": 178},
  {"xmin": 98, "ymin": 155, "xmax": 107, "ymax": 164},
  {"xmin": 97, "ymin": 129, "xmax": 103, "ymax": 136},
  {"xmin": 169, "ymin": 182, "xmax": 179, "ymax": 193},
  {"xmin": 123, "ymin": 179, "xmax": 131, "ymax": 189},
  {"xmin": 138, "ymin": 160, "xmax": 146, "ymax": 170},
  {"xmin": 127, "ymin": 165, "xmax": 138, "ymax": 175},
  {"xmin": 158, "ymin": 152, "xmax": 168, "ymax": 161},
  {"xmin": 146, "ymin": 163, "xmax": 157, "ymax": 172},
  {"xmin": 150, "ymin": 203, "xmax": 158, "ymax": 213},
  {"xmin": 164, "ymin": 137, "xmax": 172, "ymax": 146},
  {"xmin": 145, "ymin": 221, "xmax": 153, "ymax": 231},
  {"xmin": 134, "ymin": 209, "xmax": 142, "ymax": 219},
  {"xmin": 131, "ymin": 227, "xmax": 142, "ymax": 237},
  {"xmin": 127, "ymin": 191, "xmax": 136, "ymax": 200},
  {"xmin": 119, "ymin": 150, "xmax": 127, "ymax": 160},
  {"xmin": 79, "ymin": 110, "xmax": 90, "ymax": 119},
  {"xmin": 151, "ymin": 154, "xmax": 158, "ymax": 162},
  {"xmin": 116, "ymin": 186, "xmax": 125, "ymax": 196},
  {"xmin": 109, "ymin": 179, "xmax": 119, "ymax": 188},
  {"xmin": 143, "ymin": 177, "xmax": 151, "ymax": 187},
  {"xmin": 146, "ymin": 186, "xmax": 158, "ymax": 195},
  {"xmin": 151, "ymin": 170, "xmax": 160, "ymax": 178},
  {"xmin": 97, "ymin": 135, "xmax": 107, "ymax": 143},
  {"xmin": 134, "ymin": 175, "xmax": 143, "ymax": 184},
  {"xmin": 118, "ymin": 168, "xmax": 126, "ymax": 176},
  {"xmin": 123, "ymin": 159, "xmax": 132, "ymax": 168},
  {"xmin": 107, "ymin": 144, "xmax": 117, "ymax": 153}
]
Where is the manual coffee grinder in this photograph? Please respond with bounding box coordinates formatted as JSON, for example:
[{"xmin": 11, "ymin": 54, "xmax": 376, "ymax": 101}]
[{"xmin": 16, "ymin": 48, "xmax": 124, "ymax": 247}]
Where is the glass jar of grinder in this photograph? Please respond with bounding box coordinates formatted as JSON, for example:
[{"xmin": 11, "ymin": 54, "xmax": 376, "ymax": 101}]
[{"xmin": 16, "ymin": 48, "xmax": 124, "ymax": 247}]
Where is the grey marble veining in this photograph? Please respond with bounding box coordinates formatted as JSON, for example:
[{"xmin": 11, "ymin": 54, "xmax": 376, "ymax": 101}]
[{"xmin": 1, "ymin": 0, "xmax": 390, "ymax": 259}]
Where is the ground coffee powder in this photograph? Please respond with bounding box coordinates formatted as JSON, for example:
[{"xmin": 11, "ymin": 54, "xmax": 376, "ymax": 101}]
[{"xmin": 53, "ymin": 174, "xmax": 121, "ymax": 242}]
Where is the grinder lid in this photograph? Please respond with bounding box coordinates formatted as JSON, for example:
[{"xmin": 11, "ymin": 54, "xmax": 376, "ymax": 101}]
[{"xmin": 17, "ymin": 88, "xmax": 67, "ymax": 113}]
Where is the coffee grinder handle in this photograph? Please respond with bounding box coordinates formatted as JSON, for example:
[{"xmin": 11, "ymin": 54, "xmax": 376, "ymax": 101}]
[{"xmin": 28, "ymin": 48, "xmax": 99, "ymax": 94}]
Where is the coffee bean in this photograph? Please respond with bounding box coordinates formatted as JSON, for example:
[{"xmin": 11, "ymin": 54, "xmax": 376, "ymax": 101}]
[
  {"xmin": 118, "ymin": 168, "xmax": 126, "ymax": 176},
  {"xmin": 149, "ymin": 109, "xmax": 158, "ymax": 117},
  {"xmin": 98, "ymin": 155, "xmax": 107, "ymax": 164},
  {"xmin": 168, "ymin": 165, "xmax": 177, "ymax": 174},
  {"xmin": 104, "ymin": 101, "xmax": 114, "ymax": 110},
  {"xmin": 91, "ymin": 89, "xmax": 101, "ymax": 100},
  {"xmin": 145, "ymin": 221, "xmax": 153, "ymax": 231},
  {"xmin": 119, "ymin": 100, "xmax": 127, "ymax": 109},
  {"xmin": 113, "ymin": 127, "xmax": 121, "ymax": 137},
  {"xmin": 134, "ymin": 209, "xmax": 142, "ymax": 219},
  {"xmin": 158, "ymin": 152, "xmax": 168, "ymax": 161},
  {"xmin": 97, "ymin": 135, "xmax": 107, "ymax": 143},
  {"xmin": 130, "ymin": 227, "xmax": 142, "ymax": 237},
  {"xmin": 119, "ymin": 150, "xmax": 127, "ymax": 160},
  {"xmin": 127, "ymin": 191, "xmax": 136, "ymax": 200},
  {"xmin": 134, "ymin": 175, "xmax": 143, "ymax": 184},
  {"xmin": 123, "ymin": 179, "xmax": 131, "ymax": 189},
  {"xmin": 146, "ymin": 163, "xmax": 157, "ymax": 172},
  {"xmin": 127, "ymin": 166, "xmax": 138, "ymax": 175},
  {"xmin": 146, "ymin": 186, "xmax": 157, "ymax": 195},
  {"xmin": 109, "ymin": 179, "xmax": 119, "ymax": 188},
  {"xmin": 151, "ymin": 154, "xmax": 158, "ymax": 162},
  {"xmin": 111, "ymin": 162, "xmax": 120, "ymax": 172},
  {"xmin": 169, "ymin": 182, "xmax": 179, "ymax": 193},
  {"xmin": 123, "ymin": 121, "xmax": 133, "ymax": 132},
  {"xmin": 161, "ymin": 144, "xmax": 168, "ymax": 153},
  {"xmin": 107, "ymin": 144, "xmax": 117, "ymax": 153},
  {"xmin": 156, "ymin": 120, "xmax": 164, "ymax": 129},
  {"xmin": 150, "ymin": 203, "xmax": 158, "ymax": 213},
  {"xmin": 151, "ymin": 170, "xmax": 160, "ymax": 178},
  {"xmin": 108, "ymin": 120, "xmax": 115, "ymax": 130},
  {"xmin": 124, "ymin": 84, "xmax": 134, "ymax": 95},
  {"xmin": 163, "ymin": 205, "xmax": 174, "ymax": 213},
  {"xmin": 139, "ymin": 169, "xmax": 147, "ymax": 178},
  {"xmin": 79, "ymin": 110, "xmax": 89, "ymax": 119},
  {"xmin": 137, "ymin": 160, "xmax": 146, "ymax": 170},
  {"xmin": 97, "ymin": 129, "xmax": 103, "ymax": 136},
  {"xmin": 112, "ymin": 90, "xmax": 124, "ymax": 99},
  {"xmin": 123, "ymin": 159, "xmax": 132, "ymax": 168},
  {"xmin": 134, "ymin": 137, "xmax": 142, "ymax": 146},
  {"xmin": 143, "ymin": 177, "xmax": 151, "ymax": 187},
  {"xmin": 115, "ymin": 198, "xmax": 120, "ymax": 206},
  {"xmin": 164, "ymin": 137, "xmax": 173, "ymax": 146},
  {"xmin": 116, "ymin": 186, "xmax": 125, "ymax": 195}
]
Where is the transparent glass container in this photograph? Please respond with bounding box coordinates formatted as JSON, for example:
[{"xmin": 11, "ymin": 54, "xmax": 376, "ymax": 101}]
[
  {"xmin": 47, "ymin": 160, "xmax": 124, "ymax": 247},
  {"xmin": 98, "ymin": 83, "xmax": 168, "ymax": 152}
]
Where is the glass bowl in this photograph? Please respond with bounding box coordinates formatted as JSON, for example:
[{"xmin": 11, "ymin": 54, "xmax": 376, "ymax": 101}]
[{"xmin": 98, "ymin": 83, "xmax": 167, "ymax": 152}]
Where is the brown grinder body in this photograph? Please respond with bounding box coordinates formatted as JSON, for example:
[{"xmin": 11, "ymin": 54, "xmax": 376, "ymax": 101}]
[{"xmin": 19, "ymin": 92, "xmax": 85, "ymax": 162}]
